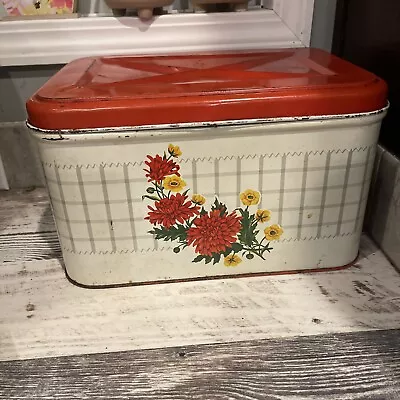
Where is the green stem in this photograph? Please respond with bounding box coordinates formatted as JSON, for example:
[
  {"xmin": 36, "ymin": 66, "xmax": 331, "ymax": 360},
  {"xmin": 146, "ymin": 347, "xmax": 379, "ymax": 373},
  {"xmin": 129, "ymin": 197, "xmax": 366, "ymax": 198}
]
[
  {"xmin": 255, "ymin": 238, "xmax": 268, "ymax": 253},
  {"xmin": 153, "ymin": 182, "xmax": 167, "ymax": 199},
  {"xmin": 242, "ymin": 246, "xmax": 266, "ymax": 261},
  {"xmin": 150, "ymin": 182, "xmax": 162, "ymax": 199},
  {"xmin": 185, "ymin": 216, "xmax": 197, "ymax": 230}
]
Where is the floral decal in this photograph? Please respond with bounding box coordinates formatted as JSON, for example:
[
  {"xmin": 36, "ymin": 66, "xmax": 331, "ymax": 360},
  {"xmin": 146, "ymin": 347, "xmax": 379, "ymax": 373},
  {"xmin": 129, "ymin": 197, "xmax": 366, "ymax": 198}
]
[
  {"xmin": 264, "ymin": 224, "xmax": 284, "ymax": 241},
  {"xmin": 143, "ymin": 145, "xmax": 283, "ymax": 266},
  {"xmin": 240, "ymin": 189, "xmax": 261, "ymax": 206},
  {"xmin": 162, "ymin": 174, "xmax": 186, "ymax": 192}
]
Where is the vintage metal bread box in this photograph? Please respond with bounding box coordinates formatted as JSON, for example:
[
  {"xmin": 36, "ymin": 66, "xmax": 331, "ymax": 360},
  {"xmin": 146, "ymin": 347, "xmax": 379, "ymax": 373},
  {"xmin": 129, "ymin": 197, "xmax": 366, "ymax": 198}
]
[{"xmin": 27, "ymin": 48, "xmax": 388, "ymax": 287}]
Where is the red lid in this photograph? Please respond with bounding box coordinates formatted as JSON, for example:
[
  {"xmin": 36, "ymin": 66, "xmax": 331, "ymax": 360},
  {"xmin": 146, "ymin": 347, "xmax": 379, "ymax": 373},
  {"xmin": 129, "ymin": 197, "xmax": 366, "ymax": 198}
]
[{"xmin": 26, "ymin": 48, "xmax": 387, "ymax": 130}]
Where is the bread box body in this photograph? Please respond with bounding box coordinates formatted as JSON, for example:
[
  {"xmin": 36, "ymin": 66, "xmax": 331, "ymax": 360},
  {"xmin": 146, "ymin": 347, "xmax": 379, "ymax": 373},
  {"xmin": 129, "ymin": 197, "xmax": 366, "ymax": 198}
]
[{"xmin": 27, "ymin": 49, "xmax": 388, "ymax": 287}]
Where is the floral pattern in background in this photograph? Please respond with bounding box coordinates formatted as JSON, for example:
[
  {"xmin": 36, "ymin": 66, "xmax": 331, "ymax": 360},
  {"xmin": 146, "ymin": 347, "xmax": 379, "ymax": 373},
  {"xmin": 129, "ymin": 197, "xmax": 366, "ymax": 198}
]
[
  {"xmin": 143, "ymin": 144, "xmax": 284, "ymax": 267},
  {"xmin": 2, "ymin": 0, "xmax": 74, "ymax": 15}
]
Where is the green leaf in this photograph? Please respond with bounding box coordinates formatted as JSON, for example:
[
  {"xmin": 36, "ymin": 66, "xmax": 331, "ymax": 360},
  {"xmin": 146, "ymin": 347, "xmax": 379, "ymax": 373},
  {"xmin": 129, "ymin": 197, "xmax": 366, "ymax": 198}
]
[
  {"xmin": 192, "ymin": 254, "xmax": 220, "ymax": 264},
  {"xmin": 211, "ymin": 198, "xmax": 220, "ymax": 210},
  {"xmin": 193, "ymin": 255, "xmax": 206, "ymax": 263},
  {"xmin": 222, "ymin": 243, "xmax": 243, "ymax": 257},
  {"xmin": 142, "ymin": 195, "xmax": 159, "ymax": 201},
  {"xmin": 238, "ymin": 208, "xmax": 258, "ymax": 247},
  {"xmin": 231, "ymin": 243, "xmax": 243, "ymax": 253},
  {"xmin": 183, "ymin": 189, "xmax": 190, "ymax": 196},
  {"xmin": 211, "ymin": 197, "xmax": 227, "ymax": 216},
  {"xmin": 223, "ymin": 248, "xmax": 233, "ymax": 257},
  {"xmin": 151, "ymin": 225, "xmax": 188, "ymax": 242},
  {"xmin": 237, "ymin": 208, "xmax": 249, "ymax": 218},
  {"xmin": 200, "ymin": 207, "xmax": 207, "ymax": 216},
  {"xmin": 212, "ymin": 253, "xmax": 221, "ymax": 265}
]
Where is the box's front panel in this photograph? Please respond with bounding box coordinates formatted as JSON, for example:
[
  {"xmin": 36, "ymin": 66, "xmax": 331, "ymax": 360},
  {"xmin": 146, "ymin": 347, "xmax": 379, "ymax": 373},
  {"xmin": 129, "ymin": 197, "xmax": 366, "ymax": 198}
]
[{"xmin": 35, "ymin": 117, "xmax": 382, "ymax": 286}]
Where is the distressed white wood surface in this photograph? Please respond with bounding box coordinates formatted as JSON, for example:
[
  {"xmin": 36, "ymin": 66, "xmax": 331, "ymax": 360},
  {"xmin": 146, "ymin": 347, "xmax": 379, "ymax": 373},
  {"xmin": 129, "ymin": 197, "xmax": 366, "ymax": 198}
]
[
  {"xmin": 0, "ymin": 189, "xmax": 53, "ymax": 236},
  {"xmin": 2, "ymin": 330, "xmax": 400, "ymax": 400},
  {"xmin": 2, "ymin": 236, "xmax": 400, "ymax": 361},
  {"xmin": 1, "ymin": 188, "xmax": 400, "ymax": 363},
  {"xmin": 0, "ymin": 232, "xmax": 61, "ymax": 263}
]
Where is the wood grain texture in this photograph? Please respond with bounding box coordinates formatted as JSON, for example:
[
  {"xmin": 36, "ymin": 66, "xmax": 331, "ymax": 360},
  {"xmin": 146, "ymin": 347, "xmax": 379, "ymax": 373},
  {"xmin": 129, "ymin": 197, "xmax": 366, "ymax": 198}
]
[
  {"xmin": 0, "ymin": 188, "xmax": 54, "ymax": 235},
  {"xmin": 1, "ymin": 329, "xmax": 400, "ymax": 400},
  {"xmin": 2, "ymin": 234, "xmax": 400, "ymax": 362},
  {"xmin": 0, "ymin": 232, "xmax": 61, "ymax": 263}
]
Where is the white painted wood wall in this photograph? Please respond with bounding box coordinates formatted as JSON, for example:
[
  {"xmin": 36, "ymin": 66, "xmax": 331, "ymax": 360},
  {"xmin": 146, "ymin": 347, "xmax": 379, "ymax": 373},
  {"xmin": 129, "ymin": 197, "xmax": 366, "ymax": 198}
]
[{"xmin": 0, "ymin": 0, "xmax": 315, "ymax": 66}]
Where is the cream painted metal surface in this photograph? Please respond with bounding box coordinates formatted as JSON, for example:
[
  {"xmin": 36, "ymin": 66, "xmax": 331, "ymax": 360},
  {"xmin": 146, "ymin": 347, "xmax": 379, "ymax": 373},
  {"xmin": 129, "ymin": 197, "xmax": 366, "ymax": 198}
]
[{"xmin": 30, "ymin": 109, "xmax": 387, "ymax": 287}]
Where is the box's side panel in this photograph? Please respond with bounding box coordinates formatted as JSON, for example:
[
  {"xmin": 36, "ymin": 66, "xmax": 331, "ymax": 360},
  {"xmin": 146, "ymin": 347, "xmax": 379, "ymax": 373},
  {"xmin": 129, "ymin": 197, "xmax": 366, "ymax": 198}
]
[{"xmin": 32, "ymin": 115, "xmax": 383, "ymax": 286}]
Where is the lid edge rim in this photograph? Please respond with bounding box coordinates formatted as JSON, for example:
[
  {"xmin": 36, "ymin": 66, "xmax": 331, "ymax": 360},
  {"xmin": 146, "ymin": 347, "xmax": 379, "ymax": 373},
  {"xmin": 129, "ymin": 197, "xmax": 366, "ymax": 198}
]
[{"xmin": 26, "ymin": 104, "xmax": 390, "ymax": 135}]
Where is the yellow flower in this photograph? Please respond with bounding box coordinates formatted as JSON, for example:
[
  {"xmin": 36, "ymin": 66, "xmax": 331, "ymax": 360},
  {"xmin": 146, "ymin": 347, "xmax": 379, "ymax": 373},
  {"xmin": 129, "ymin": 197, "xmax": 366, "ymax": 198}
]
[
  {"xmin": 224, "ymin": 254, "xmax": 242, "ymax": 267},
  {"xmin": 163, "ymin": 174, "xmax": 186, "ymax": 192},
  {"xmin": 168, "ymin": 144, "xmax": 182, "ymax": 158},
  {"xmin": 255, "ymin": 209, "xmax": 271, "ymax": 223},
  {"xmin": 264, "ymin": 224, "xmax": 284, "ymax": 241},
  {"xmin": 192, "ymin": 194, "xmax": 206, "ymax": 205},
  {"xmin": 240, "ymin": 189, "xmax": 260, "ymax": 206}
]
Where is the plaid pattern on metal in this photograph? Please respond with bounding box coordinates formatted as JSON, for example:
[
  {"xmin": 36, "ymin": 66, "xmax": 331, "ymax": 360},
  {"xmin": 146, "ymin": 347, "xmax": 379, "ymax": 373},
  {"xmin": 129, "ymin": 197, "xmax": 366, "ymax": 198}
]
[{"xmin": 43, "ymin": 146, "xmax": 375, "ymax": 254}]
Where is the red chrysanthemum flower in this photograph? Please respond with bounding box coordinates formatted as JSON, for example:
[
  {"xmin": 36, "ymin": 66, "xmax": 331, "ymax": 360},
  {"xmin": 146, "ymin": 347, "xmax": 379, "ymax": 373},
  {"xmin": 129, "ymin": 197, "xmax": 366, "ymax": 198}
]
[
  {"xmin": 187, "ymin": 210, "xmax": 242, "ymax": 256},
  {"xmin": 146, "ymin": 193, "xmax": 199, "ymax": 228},
  {"xmin": 144, "ymin": 154, "xmax": 180, "ymax": 182}
]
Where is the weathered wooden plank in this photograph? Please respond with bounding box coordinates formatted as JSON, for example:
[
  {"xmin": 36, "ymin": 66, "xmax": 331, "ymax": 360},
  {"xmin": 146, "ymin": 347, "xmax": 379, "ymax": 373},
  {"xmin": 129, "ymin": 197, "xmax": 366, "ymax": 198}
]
[
  {"xmin": 0, "ymin": 232, "xmax": 61, "ymax": 263},
  {"xmin": 0, "ymin": 187, "xmax": 59, "ymax": 263},
  {"xmin": 1, "ymin": 235, "xmax": 400, "ymax": 362},
  {"xmin": 0, "ymin": 188, "xmax": 54, "ymax": 235},
  {"xmin": 1, "ymin": 329, "xmax": 400, "ymax": 400}
]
